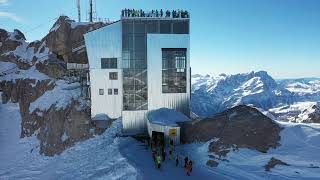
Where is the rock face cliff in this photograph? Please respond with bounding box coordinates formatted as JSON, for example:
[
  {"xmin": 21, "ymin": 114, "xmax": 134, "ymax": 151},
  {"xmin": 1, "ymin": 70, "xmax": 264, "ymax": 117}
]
[
  {"xmin": 179, "ymin": 105, "xmax": 282, "ymax": 166},
  {"xmin": 0, "ymin": 16, "xmax": 106, "ymax": 156},
  {"xmin": 43, "ymin": 16, "xmax": 104, "ymax": 64}
]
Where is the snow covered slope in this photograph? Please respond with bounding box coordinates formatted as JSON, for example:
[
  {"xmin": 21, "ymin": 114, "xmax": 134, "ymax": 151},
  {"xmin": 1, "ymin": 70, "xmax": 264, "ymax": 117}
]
[
  {"xmin": 1, "ymin": 102, "xmax": 320, "ymax": 180},
  {"xmin": 0, "ymin": 103, "xmax": 138, "ymax": 180},
  {"xmin": 192, "ymin": 71, "xmax": 320, "ymax": 120}
]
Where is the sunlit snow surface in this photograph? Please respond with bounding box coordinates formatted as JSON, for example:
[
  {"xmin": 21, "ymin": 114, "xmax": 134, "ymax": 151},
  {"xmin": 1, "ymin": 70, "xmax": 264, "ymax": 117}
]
[{"xmin": 1, "ymin": 102, "xmax": 320, "ymax": 180}]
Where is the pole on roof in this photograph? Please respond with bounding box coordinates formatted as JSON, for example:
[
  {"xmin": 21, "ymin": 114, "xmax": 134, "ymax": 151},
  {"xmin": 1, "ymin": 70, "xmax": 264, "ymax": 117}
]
[
  {"xmin": 89, "ymin": 0, "xmax": 93, "ymax": 22},
  {"xmin": 77, "ymin": 0, "xmax": 81, "ymax": 22}
]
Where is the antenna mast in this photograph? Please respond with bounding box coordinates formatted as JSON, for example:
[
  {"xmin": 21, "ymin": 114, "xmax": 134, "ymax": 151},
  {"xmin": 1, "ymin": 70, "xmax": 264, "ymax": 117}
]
[
  {"xmin": 89, "ymin": 0, "xmax": 93, "ymax": 22},
  {"xmin": 77, "ymin": 0, "xmax": 81, "ymax": 22}
]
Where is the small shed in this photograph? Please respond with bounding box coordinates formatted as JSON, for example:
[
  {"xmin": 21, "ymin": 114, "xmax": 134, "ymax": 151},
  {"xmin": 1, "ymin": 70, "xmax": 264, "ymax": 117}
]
[
  {"xmin": 147, "ymin": 108, "xmax": 191, "ymax": 145},
  {"xmin": 91, "ymin": 113, "xmax": 113, "ymax": 129}
]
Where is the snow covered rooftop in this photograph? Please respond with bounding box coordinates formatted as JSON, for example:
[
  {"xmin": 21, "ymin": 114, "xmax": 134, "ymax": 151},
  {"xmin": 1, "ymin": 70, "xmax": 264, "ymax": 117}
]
[
  {"xmin": 92, "ymin": 113, "xmax": 111, "ymax": 121},
  {"xmin": 147, "ymin": 108, "xmax": 191, "ymax": 126}
]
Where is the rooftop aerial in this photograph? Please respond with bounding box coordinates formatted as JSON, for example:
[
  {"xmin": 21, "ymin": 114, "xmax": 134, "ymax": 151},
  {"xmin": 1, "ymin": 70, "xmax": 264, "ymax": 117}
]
[{"xmin": 121, "ymin": 9, "xmax": 190, "ymax": 19}]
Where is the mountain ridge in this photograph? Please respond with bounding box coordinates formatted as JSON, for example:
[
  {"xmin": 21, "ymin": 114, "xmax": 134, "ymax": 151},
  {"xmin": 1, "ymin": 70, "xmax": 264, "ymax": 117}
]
[{"xmin": 192, "ymin": 71, "xmax": 320, "ymax": 122}]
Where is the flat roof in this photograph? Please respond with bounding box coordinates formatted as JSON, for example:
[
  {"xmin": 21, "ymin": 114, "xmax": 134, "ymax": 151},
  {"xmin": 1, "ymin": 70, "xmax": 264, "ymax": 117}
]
[{"xmin": 121, "ymin": 17, "xmax": 189, "ymax": 21}]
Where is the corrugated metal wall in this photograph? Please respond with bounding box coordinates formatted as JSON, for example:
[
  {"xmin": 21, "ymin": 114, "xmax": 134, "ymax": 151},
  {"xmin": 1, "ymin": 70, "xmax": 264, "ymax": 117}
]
[
  {"xmin": 147, "ymin": 34, "xmax": 191, "ymax": 116},
  {"xmin": 84, "ymin": 22, "xmax": 123, "ymax": 120},
  {"xmin": 122, "ymin": 110, "xmax": 148, "ymax": 134}
]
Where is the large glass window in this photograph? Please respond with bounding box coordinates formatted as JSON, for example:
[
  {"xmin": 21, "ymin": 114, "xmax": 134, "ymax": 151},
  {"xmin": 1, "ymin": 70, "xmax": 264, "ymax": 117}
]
[
  {"xmin": 162, "ymin": 48, "xmax": 187, "ymax": 93},
  {"xmin": 146, "ymin": 21, "xmax": 158, "ymax": 33},
  {"xmin": 173, "ymin": 21, "xmax": 189, "ymax": 34},
  {"xmin": 160, "ymin": 21, "xmax": 171, "ymax": 34},
  {"xmin": 101, "ymin": 58, "xmax": 117, "ymax": 69},
  {"xmin": 122, "ymin": 19, "xmax": 148, "ymax": 110}
]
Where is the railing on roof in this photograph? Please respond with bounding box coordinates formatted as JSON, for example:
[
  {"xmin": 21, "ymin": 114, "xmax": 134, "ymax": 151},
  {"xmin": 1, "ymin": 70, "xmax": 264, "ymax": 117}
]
[{"xmin": 121, "ymin": 9, "xmax": 190, "ymax": 19}]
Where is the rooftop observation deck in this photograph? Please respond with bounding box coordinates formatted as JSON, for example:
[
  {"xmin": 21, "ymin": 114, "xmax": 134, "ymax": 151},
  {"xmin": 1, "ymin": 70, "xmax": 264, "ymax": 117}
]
[{"xmin": 120, "ymin": 9, "xmax": 190, "ymax": 20}]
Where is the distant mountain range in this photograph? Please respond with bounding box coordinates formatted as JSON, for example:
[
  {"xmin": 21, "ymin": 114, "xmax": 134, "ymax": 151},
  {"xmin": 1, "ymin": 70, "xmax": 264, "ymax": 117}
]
[{"xmin": 191, "ymin": 71, "xmax": 320, "ymax": 123}]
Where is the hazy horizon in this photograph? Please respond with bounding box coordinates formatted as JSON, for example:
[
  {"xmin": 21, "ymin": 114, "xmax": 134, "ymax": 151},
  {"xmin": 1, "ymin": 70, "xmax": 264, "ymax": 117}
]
[{"xmin": 1, "ymin": 0, "xmax": 320, "ymax": 78}]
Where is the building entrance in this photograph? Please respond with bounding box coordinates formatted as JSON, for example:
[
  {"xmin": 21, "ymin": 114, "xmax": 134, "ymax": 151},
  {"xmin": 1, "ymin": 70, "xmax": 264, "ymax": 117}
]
[{"xmin": 152, "ymin": 131, "xmax": 165, "ymax": 148}]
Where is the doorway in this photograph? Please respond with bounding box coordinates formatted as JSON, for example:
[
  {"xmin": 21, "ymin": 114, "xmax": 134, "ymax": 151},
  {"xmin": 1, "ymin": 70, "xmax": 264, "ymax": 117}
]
[{"xmin": 152, "ymin": 131, "xmax": 165, "ymax": 148}]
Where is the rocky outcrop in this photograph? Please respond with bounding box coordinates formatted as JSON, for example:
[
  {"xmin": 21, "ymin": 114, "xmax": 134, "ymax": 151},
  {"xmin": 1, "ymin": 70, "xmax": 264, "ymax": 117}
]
[
  {"xmin": 35, "ymin": 100, "xmax": 92, "ymax": 156},
  {"xmin": 305, "ymin": 104, "xmax": 320, "ymax": 123},
  {"xmin": 0, "ymin": 16, "xmax": 110, "ymax": 156},
  {"xmin": 0, "ymin": 78, "xmax": 100, "ymax": 156},
  {"xmin": 43, "ymin": 16, "xmax": 104, "ymax": 64},
  {"xmin": 35, "ymin": 59, "xmax": 66, "ymax": 79},
  {"xmin": 0, "ymin": 79, "xmax": 54, "ymax": 137},
  {"xmin": 0, "ymin": 29, "xmax": 31, "ymax": 69},
  {"xmin": 265, "ymin": 157, "xmax": 289, "ymax": 171},
  {"xmin": 179, "ymin": 105, "xmax": 282, "ymax": 166},
  {"xmin": 269, "ymin": 102, "xmax": 320, "ymax": 123}
]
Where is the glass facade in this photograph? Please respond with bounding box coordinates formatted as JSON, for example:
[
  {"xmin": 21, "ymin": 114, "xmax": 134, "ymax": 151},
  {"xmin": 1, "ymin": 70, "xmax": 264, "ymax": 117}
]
[
  {"xmin": 162, "ymin": 48, "xmax": 187, "ymax": 93},
  {"xmin": 122, "ymin": 19, "xmax": 148, "ymax": 110},
  {"xmin": 122, "ymin": 19, "xmax": 189, "ymax": 110}
]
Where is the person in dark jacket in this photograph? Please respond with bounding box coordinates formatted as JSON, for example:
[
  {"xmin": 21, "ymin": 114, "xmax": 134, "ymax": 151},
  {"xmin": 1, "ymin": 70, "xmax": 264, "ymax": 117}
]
[
  {"xmin": 162, "ymin": 147, "xmax": 166, "ymax": 161},
  {"xmin": 186, "ymin": 160, "xmax": 192, "ymax": 176},
  {"xmin": 184, "ymin": 156, "xmax": 189, "ymax": 168},
  {"xmin": 176, "ymin": 154, "xmax": 179, "ymax": 167}
]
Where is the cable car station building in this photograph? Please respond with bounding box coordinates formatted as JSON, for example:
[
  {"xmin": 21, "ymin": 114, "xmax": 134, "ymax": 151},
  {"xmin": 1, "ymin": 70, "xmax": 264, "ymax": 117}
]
[{"xmin": 84, "ymin": 10, "xmax": 191, "ymax": 143}]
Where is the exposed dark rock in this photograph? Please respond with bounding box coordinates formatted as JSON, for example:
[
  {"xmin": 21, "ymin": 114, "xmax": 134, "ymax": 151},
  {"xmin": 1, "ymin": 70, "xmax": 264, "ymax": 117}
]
[
  {"xmin": 36, "ymin": 100, "xmax": 93, "ymax": 156},
  {"xmin": 206, "ymin": 160, "xmax": 219, "ymax": 167},
  {"xmin": 0, "ymin": 16, "xmax": 110, "ymax": 156},
  {"xmin": 0, "ymin": 79, "xmax": 54, "ymax": 137},
  {"xmin": 43, "ymin": 16, "xmax": 104, "ymax": 64},
  {"xmin": 180, "ymin": 105, "xmax": 282, "ymax": 157},
  {"xmin": 0, "ymin": 29, "xmax": 32, "ymax": 69},
  {"xmin": 265, "ymin": 157, "xmax": 289, "ymax": 171},
  {"xmin": 35, "ymin": 59, "xmax": 66, "ymax": 79},
  {"xmin": 304, "ymin": 105, "xmax": 320, "ymax": 123}
]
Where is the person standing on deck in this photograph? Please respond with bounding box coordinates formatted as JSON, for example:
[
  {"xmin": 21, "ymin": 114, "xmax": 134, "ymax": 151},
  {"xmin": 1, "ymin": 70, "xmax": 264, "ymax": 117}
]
[{"xmin": 176, "ymin": 154, "xmax": 179, "ymax": 167}]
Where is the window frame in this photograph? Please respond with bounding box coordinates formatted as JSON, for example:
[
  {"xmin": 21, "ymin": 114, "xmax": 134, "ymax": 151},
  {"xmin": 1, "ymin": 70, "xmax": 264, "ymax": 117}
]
[
  {"xmin": 161, "ymin": 48, "xmax": 187, "ymax": 93},
  {"xmin": 114, "ymin": 88, "xmax": 118, "ymax": 95},
  {"xmin": 108, "ymin": 88, "xmax": 113, "ymax": 95},
  {"xmin": 109, "ymin": 72, "xmax": 118, "ymax": 80},
  {"xmin": 99, "ymin": 89, "xmax": 104, "ymax": 95},
  {"xmin": 101, "ymin": 58, "xmax": 118, "ymax": 69}
]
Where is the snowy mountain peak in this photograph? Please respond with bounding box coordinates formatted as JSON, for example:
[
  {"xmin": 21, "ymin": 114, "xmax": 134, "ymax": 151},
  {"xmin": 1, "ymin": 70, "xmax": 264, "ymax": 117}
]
[{"xmin": 191, "ymin": 71, "xmax": 320, "ymax": 117}]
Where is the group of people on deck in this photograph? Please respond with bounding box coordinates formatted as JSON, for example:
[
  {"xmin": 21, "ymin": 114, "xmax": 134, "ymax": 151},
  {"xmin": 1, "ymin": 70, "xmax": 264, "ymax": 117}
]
[
  {"xmin": 122, "ymin": 9, "xmax": 189, "ymax": 18},
  {"xmin": 147, "ymin": 137, "xmax": 193, "ymax": 176}
]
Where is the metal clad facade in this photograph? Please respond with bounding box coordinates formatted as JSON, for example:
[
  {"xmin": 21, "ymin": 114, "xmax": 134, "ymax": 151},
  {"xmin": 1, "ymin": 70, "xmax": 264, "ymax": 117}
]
[
  {"xmin": 122, "ymin": 110, "xmax": 148, "ymax": 134},
  {"xmin": 85, "ymin": 18, "xmax": 190, "ymax": 134},
  {"xmin": 84, "ymin": 22, "xmax": 123, "ymax": 119},
  {"xmin": 147, "ymin": 34, "xmax": 190, "ymax": 116}
]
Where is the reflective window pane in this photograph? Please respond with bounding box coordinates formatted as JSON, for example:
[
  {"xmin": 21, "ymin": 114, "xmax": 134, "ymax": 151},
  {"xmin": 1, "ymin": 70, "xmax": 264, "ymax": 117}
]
[
  {"xmin": 173, "ymin": 21, "xmax": 189, "ymax": 34},
  {"xmin": 160, "ymin": 21, "xmax": 171, "ymax": 34},
  {"xmin": 101, "ymin": 58, "xmax": 117, "ymax": 69},
  {"xmin": 162, "ymin": 48, "xmax": 187, "ymax": 93}
]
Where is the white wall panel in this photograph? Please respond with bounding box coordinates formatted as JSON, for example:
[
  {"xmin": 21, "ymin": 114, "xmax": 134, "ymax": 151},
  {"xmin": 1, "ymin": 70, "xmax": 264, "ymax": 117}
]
[
  {"xmin": 147, "ymin": 34, "xmax": 190, "ymax": 116},
  {"xmin": 84, "ymin": 21, "xmax": 123, "ymax": 120},
  {"xmin": 90, "ymin": 69, "xmax": 122, "ymax": 119}
]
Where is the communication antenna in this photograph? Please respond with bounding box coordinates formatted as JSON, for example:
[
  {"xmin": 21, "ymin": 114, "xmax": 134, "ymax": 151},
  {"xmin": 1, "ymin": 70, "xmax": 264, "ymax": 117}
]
[
  {"xmin": 77, "ymin": 0, "xmax": 81, "ymax": 22},
  {"xmin": 89, "ymin": 0, "xmax": 93, "ymax": 22}
]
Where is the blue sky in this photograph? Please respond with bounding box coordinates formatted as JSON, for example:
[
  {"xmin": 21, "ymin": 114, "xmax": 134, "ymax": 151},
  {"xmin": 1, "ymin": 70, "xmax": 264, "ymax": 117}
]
[{"xmin": 1, "ymin": 0, "xmax": 320, "ymax": 78}]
